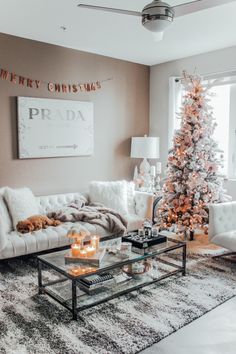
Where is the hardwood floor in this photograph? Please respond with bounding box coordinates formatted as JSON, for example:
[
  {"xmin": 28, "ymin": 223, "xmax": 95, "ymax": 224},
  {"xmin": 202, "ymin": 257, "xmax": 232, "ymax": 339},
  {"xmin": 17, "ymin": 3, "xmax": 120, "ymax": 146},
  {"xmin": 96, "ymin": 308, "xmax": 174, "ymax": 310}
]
[{"xmin": 141, "ymin": 297, "xmax": 236, "ymax": 354}]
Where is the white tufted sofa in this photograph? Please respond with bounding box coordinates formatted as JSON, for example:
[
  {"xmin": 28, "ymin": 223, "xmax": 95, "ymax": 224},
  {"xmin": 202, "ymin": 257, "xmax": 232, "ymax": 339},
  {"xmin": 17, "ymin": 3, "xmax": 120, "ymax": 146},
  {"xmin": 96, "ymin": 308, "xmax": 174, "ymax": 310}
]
[
  {"xmin": 0, "ymin": 189, "xmax": 153, "ymax": 260},
  {"xmin": 209, "ymin": 202, "xmax": 236, "ymax": 251}
]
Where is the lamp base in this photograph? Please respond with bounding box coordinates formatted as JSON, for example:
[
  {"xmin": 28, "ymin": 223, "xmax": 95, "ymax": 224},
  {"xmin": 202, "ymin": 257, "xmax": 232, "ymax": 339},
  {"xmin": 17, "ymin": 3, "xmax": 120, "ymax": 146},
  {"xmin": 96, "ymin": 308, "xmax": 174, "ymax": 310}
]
[
  {"xmin": 140, "ymin": 158, "xmax": 151, "ymax": 175},
  {"xmin": 139, "ymin": 158, "xmax": 152, "ymax": 191}
]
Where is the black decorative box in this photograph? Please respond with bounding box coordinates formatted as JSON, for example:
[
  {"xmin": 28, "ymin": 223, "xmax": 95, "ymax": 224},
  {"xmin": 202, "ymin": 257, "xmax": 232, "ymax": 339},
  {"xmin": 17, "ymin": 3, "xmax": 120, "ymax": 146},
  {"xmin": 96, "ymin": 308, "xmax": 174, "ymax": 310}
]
[{"xmin": 122, "ymin": 232, "xmax": 167, "ymax": 249}]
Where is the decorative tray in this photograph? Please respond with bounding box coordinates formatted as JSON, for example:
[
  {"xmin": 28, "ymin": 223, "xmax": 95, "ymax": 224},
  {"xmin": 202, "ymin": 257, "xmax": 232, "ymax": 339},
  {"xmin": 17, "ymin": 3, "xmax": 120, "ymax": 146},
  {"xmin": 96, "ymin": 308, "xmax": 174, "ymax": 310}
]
[
  {"xmin": 65, "ymin": 248, "xmax": 106, "ymax": 266},
  {"xmin": 122, "ymin": 232, "xmax": 167, "ymax": 249},
  {"xmin": 122, "ymin": 261, "xmax": 152, "ymax": 277}
]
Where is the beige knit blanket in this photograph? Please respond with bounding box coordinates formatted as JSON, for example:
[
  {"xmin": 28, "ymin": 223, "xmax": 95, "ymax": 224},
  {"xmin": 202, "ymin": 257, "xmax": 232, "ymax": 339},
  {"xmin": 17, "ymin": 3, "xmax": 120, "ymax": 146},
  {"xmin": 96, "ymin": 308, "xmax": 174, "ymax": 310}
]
[{"xmin": 47, "ymin": 203, "xmax": 128, "ymax": 236}]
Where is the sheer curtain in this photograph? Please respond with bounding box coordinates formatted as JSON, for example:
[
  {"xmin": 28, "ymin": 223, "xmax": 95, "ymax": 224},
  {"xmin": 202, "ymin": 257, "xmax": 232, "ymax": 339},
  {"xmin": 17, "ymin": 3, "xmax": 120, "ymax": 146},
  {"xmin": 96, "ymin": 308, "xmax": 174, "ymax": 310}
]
[{"xmin": 168, "ymin": 77, "xmax": 182, "ymax": 149}]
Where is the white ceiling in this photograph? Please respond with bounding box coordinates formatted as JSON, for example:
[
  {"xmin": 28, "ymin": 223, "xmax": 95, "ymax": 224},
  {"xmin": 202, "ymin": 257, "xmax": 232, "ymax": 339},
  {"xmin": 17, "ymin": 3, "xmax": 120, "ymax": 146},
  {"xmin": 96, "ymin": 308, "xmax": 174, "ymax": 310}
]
[{"xmin": 0, "ymin": 0, "xmax": 236, "ymax": 65}]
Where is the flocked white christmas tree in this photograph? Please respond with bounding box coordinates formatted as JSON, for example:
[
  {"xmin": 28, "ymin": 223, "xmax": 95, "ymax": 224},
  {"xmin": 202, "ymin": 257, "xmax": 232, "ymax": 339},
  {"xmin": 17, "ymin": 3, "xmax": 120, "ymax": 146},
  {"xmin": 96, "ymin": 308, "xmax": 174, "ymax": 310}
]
[{"xmin": 158, "ymin": 72, "xmax": 231, "ymax": 239}]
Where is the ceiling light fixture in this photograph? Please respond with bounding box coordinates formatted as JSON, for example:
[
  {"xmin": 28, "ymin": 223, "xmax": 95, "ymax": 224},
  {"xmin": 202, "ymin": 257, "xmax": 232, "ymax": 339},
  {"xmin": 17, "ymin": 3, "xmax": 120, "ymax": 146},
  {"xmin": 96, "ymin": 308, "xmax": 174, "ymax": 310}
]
[{"xmin": 78, "ymin": 0, "xmax": 236, "ymax": 40}]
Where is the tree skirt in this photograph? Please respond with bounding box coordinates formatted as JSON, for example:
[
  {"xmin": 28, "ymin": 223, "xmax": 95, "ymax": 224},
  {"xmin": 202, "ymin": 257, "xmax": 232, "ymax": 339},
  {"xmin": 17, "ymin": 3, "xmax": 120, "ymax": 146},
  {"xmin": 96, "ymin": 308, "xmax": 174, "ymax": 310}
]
[
  {"xmin": 0, "ymin": 255, "xmax": 236, "ymax": 354},
  {"xmin": 186, "ymin": 234, "xmax": 226, "ymax": 256}
]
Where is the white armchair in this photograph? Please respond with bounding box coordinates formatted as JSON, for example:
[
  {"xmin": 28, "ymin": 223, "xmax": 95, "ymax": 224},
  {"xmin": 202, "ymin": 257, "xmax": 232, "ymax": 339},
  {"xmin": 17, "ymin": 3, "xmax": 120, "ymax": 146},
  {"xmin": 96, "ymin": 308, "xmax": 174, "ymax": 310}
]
[
  {"xmin": 134, "ymin": 191, "xmax": 154, "ymax": 220},
  {"xmin": 209, "ymin": 202, "xmax": 236, "ymax": 251}
]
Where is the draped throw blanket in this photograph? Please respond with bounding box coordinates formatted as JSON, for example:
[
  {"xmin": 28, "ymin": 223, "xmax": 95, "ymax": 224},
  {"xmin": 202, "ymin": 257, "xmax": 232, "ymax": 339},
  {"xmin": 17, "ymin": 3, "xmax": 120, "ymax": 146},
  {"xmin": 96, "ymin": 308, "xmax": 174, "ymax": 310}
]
[{"xmin": 47, "ymin": 203, "xmax": 128, "ymax": 236}]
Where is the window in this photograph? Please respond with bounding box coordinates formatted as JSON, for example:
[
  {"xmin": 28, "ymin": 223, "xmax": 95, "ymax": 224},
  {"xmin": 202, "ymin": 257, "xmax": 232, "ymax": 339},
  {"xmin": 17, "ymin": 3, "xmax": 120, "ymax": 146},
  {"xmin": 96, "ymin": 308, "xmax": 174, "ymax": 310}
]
[{"xmin": 169, "ymin": 74, "xmax": 236, "ymax": 179}]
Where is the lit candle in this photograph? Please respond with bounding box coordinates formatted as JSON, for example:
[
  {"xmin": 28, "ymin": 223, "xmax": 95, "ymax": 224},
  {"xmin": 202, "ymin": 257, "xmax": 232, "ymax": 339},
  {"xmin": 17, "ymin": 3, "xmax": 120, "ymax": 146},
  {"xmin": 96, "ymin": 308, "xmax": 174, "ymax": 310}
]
[
  {"xmin": 91, "ymin": 235, "xmax": 100, "ymax": 251},
  {"xmin": 71, "ymin": 267, "xmax": 82, "ymax": 276},
  {"xmin": 156, "ymin": 162, "xmax": 162, "ymax": 174},
  {"xmin": 71, "ymin": 243, "xmax": 80, "ymax": 257},
  {"xmin": 79, "ymin": 249, "xmax": 87, "ymax": 258},
  {"xmin": 84, "ymin": 245, "xmax": 96, "ymax": 257}
]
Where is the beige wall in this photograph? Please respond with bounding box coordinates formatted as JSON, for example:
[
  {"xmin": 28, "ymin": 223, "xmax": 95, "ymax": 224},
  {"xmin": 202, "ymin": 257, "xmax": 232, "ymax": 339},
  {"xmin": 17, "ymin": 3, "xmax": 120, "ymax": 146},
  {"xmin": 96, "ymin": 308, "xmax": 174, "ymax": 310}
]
[
  {"xmin": 150, "ymin": 46, "xmax": 236, "ymax": 199},
  {"xmin": 0, "ymin": 33, "xmax": 149, "ymax": 195}
]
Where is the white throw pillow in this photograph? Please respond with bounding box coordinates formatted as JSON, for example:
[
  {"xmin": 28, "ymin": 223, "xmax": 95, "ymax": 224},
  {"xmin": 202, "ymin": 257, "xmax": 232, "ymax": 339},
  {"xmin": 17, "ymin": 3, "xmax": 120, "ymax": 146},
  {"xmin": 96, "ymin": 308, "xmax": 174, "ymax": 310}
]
[
  {"xmin": 89, "ymin": 181, "xmax": 128, "ymax": 215},
  {"xmin": 127, "ymin": 181, "xmax": 136, "ymax": 215},
  {"xmin": 4, "ymin": 187, "xmax": 39, "ymax": 229}
]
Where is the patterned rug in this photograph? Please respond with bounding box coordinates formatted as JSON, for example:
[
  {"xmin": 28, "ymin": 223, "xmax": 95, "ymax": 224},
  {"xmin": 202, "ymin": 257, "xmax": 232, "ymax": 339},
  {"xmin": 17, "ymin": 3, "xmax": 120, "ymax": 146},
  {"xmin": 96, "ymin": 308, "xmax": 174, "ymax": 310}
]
[{"xmin": 0, "ymin": 254, "xmax": 236, "ymax": 354}]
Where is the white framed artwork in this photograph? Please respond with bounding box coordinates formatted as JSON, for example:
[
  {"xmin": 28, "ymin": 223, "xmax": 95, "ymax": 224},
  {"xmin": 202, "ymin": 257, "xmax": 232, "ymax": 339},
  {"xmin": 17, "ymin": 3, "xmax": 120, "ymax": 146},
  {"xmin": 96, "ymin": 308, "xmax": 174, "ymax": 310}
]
[{"xmin": 17, "ymin": 97, "xmax": 94, "ymax": 159}]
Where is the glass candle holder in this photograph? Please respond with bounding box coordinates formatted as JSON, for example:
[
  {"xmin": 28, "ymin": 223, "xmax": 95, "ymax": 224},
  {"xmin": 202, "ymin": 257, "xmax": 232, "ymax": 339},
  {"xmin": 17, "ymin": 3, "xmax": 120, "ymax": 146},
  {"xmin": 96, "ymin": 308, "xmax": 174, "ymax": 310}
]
[
  {"xmin": 91, "ymin": 235, "xmax": 100, "ymax": 251},
  {"xmin": 79, "ymin": 249, "xmax": 88, "ymax": 258},
  {"xmin": 71, "ymin": 243, "xmax": 80, "ymax": 257},
  {"xmin": 84, "ymin": 245, "xmax": 96, "ymax": 257},
  {"xmin": 67, "ymin": 228, "xmax": 90, "ymax": 248},
  {"xmin": 75, "ymin": 234, "xmax": 85, "ymax": 246}
]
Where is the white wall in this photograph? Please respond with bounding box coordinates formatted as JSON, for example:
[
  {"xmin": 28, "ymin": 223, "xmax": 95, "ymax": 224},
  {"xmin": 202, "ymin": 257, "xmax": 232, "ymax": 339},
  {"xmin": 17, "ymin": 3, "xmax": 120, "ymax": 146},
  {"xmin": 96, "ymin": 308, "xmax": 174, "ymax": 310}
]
[{"xmin": 149, "ymin": 45, "xmax": 236, "ymax": 200}]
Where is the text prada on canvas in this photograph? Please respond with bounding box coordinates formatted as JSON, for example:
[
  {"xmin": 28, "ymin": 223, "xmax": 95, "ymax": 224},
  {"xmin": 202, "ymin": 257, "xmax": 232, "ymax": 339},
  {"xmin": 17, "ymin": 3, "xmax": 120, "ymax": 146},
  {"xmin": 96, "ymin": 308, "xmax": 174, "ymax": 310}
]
[{"xmin": 28, "ymin": 108, "xmax": 86, "ymax": 121}]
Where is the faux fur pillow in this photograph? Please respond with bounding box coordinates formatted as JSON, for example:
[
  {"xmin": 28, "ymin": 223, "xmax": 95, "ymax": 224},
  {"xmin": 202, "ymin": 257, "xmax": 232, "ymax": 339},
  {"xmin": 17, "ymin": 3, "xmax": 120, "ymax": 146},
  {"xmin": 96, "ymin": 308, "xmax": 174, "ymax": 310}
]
[
  {"xmin": 4, "ymin": 187, "xmax": 39, "ymax": 230},
  {"xmin": 89, "ymin": 181, "xmax": 128, "ymax": 215},
  {"xmin": 127, "ymin": 181, "xmax": 136, "ymax": 215}
]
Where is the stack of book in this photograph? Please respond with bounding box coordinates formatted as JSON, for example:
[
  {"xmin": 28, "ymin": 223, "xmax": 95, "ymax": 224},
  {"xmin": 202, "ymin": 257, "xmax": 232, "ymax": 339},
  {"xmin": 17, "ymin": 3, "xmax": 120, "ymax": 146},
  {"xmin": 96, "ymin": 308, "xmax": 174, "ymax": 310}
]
[{"xmin": 78, "ymin": 273, "xmax": 114, "ymax": 294}]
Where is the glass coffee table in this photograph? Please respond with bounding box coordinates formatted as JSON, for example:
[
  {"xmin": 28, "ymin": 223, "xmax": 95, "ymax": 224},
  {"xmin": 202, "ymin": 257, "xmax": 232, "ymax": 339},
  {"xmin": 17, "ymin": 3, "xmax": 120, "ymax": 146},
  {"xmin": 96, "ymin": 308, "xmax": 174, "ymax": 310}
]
[{"xmin": 37, "ymin": 237, "xmax": 186, "ymax": 320}]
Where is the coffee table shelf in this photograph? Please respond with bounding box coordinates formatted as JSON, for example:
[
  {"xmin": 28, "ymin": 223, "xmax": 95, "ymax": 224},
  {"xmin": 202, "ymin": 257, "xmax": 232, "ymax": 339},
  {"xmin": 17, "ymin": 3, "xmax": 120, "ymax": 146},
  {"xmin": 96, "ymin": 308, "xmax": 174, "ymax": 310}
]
[{"xmin": 37, "ymin": 237, "xmax": 186, "ymax": 320}]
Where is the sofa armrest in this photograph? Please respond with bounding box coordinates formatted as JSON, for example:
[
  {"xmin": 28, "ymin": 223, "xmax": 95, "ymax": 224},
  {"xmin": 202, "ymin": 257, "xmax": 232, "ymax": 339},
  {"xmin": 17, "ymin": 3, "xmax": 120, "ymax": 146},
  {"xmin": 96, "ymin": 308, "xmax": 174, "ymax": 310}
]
[
  {"xmin": 134, "ymin": 191, "xmax": 154, "ymax": 220},
  {"xmin": 0, "ymin": 224, "xmax": 7, "ymax": 252},
  {"xmin": 0, "ymin": 194, "xmax": 11, "ymax": 252},
  {"xmin": 209, "ymin": 202, "xmax": 236, "ymax": 241}
]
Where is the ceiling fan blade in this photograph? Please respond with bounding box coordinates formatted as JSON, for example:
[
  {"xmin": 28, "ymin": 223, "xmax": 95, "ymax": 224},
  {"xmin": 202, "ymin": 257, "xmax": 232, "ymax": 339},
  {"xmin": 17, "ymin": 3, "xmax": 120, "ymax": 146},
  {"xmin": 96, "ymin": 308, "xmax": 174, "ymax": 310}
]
[
  {"xmin": 174, "ymin": 0, "xmax": 236, "ymax": 17},
  {"xmin": 78, "ymin": 4, "xmax": 141, "ymax": 17}
]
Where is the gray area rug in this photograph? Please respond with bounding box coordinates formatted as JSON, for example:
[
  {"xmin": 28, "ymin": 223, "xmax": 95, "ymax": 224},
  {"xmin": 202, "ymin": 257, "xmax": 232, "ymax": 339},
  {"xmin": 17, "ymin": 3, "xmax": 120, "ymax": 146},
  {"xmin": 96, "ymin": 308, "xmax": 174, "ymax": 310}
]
[{"xmin": 0, "ymin": 254, "xmax": 236, "ymax": 354}]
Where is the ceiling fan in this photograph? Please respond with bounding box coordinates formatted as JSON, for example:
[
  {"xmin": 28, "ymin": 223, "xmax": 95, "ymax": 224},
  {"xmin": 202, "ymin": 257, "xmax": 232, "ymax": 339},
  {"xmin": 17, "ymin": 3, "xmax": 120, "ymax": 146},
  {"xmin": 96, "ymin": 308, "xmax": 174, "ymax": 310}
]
[{"xmin": 78, "ymin": 0, "xmax": 235, "ymax": 40}]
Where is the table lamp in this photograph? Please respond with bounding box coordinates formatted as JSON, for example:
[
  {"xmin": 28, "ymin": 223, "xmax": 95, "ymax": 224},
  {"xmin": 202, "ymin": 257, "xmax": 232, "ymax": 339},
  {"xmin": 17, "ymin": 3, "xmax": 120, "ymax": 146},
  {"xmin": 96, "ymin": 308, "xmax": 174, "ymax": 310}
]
[
  {"xmin": 131, "ymin": 135, "xmax": 160, "ymax": 175},
  {"xmin": 130, "ymin": 135, "xmax": 160, "ymax": 192}
]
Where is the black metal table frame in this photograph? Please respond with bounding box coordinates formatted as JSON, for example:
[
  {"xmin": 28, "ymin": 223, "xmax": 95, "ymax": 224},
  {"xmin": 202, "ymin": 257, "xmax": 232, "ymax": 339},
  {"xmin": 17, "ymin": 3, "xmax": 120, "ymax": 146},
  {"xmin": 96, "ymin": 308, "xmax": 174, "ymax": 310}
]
[{"xmin": 37, "ymin": 238, "xmax": 186, "ymax": 320}]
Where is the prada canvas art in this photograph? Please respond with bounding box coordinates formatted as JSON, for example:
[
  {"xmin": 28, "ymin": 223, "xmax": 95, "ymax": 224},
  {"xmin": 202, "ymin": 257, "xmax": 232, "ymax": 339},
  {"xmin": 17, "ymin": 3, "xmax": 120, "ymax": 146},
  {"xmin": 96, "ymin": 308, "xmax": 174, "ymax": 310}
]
[{"xmin": 17, "ymin": 97, "xmax": 94, "ymax": 159}]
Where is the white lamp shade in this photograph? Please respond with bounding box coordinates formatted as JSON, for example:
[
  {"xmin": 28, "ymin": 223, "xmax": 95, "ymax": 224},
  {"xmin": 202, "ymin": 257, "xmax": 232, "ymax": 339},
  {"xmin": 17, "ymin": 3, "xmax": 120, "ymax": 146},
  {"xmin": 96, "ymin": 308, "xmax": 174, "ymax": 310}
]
[{"xmin": 131, "ymin": 136, "xmax": 160, "ymax": 159}]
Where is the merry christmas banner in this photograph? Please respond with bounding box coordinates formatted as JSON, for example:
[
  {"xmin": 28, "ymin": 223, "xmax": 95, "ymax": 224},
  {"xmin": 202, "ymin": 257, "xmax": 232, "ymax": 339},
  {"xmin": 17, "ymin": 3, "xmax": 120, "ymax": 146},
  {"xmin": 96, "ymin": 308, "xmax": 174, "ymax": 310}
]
[{"xmin": 0, "ymin": 67, "xmax": 111, "ymax": 93}]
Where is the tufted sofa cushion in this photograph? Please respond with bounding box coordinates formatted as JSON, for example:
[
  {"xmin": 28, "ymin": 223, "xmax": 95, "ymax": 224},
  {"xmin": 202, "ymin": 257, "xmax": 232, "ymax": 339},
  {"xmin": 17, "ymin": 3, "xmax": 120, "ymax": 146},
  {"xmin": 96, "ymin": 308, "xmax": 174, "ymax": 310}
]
[
  {"xmin": 209, "ymin": 202, "xmax": 236, "ymax": 241},
  {"xmin": 0, "ymin": 220, "xmax": 113, "ymax": 260},
  {"xmin": 0, "ymin": 213, "xmax": 145, "ymax": 259},
  {"xmin": 211, "ymin": 230, "xmax": 236, "ymax": 252},
  {"xmin": 134, "ymin": 191, "xmax": 154, "ymax": 220},
  {"xmin": 36, "ymin": 193, "xmax": 87, "ymax": 215},
  {"xmin": 0, "ymin": 223, "xmax": 73, "ymax": 259}
]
